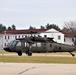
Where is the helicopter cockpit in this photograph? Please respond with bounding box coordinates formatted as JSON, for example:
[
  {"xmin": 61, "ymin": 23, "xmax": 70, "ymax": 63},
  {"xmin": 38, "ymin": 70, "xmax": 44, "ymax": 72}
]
[
  {"xmin": 7, "ymin": 40, "xmax": 19, "ymax": 46},
  {"xmin": 4, "ymin": 40, "xmax": 20, "ymax": 52}
]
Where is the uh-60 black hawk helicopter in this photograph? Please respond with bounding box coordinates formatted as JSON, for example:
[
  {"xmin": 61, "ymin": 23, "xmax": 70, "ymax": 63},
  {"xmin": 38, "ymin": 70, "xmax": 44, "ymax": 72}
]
[{"xmin": 3, "ymin": 34, "xmax": 76, "ymax": 57}]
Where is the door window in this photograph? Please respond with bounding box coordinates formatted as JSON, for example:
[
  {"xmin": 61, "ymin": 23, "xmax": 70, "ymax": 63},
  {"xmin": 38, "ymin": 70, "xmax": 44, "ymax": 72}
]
[
  {"xmin": 37, "ymin": 43, "xmax": 41, "ymax": 47},
  {"xmin": 16, "ymin": 42, "xmax": 21, "ymax": 46}
]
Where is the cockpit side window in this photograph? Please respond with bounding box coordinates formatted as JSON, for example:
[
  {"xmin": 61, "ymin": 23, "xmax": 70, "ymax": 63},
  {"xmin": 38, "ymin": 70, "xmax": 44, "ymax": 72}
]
[
  {"xmin": 8, "ymin": 40, "xmax": 18, "ymax": 46},
  {"xmin": 37, "ymin": 43, "xmax": 41, "ymax": 47},
  {"xmin": 25, "ymin": 43, "xmax": 26, "ymax": 47},
  {"xmin": 32, "ymin": 43, "xmax": 36, "ymax": 47},
  {"xmin": 16, "ymin": 41, "xmax": 21, "ymax": 46},
  {"xmin": 12, "ymin": 41, "xmax": 17, "ymax": 46},
  {"xmin": 26, "ymin": 43, "xmax": 29, "ymax": 47},
  {"xmin": 8, "ymin": 41, "xmax": 13, "ymax": 46}
]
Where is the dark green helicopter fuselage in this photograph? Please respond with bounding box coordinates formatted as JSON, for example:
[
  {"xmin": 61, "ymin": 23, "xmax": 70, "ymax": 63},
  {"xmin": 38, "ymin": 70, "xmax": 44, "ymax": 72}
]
[{"xmin": 4, "ymin": 37, "xmax": 76, "ymax": 56}]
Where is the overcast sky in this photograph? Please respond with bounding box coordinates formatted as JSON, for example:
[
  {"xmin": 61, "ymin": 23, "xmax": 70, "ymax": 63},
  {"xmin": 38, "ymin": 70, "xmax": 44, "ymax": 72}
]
[{"xmin": 0, "ymin": 0, "xmax": 76, "ymax": 29}]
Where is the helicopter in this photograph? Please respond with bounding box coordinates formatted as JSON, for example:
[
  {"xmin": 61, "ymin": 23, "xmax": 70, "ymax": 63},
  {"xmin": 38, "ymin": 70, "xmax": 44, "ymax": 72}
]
[{"xmin": 3, "ymin": 36, "xmax": 76, "ymax": 57}]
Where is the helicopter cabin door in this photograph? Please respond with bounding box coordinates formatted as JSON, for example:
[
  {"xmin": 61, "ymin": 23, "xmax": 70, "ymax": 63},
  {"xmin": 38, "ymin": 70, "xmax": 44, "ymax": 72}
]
[
  {"xmin": 15, "ymin": 41, "xmax": 22, "ymax": 51},
  {"xmin": 31, "ymin": 42, "xmax": 41, "ymax": 52},
  {"xmin": 41, "ymin": 43, "xmax": 54, "ymax": 52},
  {"xmin": 21, "ymin": 41, "xmax": 26, "ymax": 51}
]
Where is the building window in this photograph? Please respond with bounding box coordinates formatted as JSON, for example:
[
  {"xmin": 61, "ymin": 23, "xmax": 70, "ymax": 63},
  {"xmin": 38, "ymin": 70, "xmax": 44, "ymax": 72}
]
[
  {"xmin": 5, "ymin": 36, "xmax": 6, "ymax": 39},
  {"xmin": 15, "ymin": 36, "xmax": 17, "ymax": 39},
  {"xmin": 22, "ymin": 35, "xmax": 24, "ymax": 38},
  {"xmin": 44, "ymin": 35, "xmax": 47, "ymax": 37},
  {"xmin": 5, "ymin": 43, "xmax": 6, "ymax": 46},
  {"xmin": 64, "ymin": 38, "xmax": 66, "ymax": 42},
  {"xmin": 72, "ymin": 38, "xmax": 74, "ymax": 42},
  {"xmin": 25, "ymin": 35, "xmax": 27, "ymax": 37},
  {"xmin": 58, "ymin": 35, "xmax": 61, "ymax": 40},
  {"xmin": 18, "ymin": 35, "xmax": 20, "ymax": 38},
  {"xmin": 38, "ymin": 35, "xmax": 41, "ymax": 37},
  {"xmin": 8, "ymin": 36, "xmax": 9, "ymax": 39}
]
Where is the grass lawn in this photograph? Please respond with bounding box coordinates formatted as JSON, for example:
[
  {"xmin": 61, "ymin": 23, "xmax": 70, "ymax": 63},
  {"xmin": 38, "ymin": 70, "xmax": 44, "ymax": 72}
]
[
  {"xmin": 0, "ymin": 56, "xmax": 76, "ymax": 64},
  {"xmin": 0, "ymin": 50, "xmax": 76, "ymax": 64}
]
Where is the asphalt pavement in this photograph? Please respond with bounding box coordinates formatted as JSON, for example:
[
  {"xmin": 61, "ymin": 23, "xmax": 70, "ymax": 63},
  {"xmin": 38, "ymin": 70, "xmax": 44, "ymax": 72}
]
[{"xmin": 0, "ymin": 63, "xmax": 76, "ymax": 75}]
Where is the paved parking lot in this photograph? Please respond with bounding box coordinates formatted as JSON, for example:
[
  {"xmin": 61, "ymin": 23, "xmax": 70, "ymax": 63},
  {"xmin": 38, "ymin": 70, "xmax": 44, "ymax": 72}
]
[{"xmin": 0, "ymin": 63, "xmax": 76, "ymax": 75}]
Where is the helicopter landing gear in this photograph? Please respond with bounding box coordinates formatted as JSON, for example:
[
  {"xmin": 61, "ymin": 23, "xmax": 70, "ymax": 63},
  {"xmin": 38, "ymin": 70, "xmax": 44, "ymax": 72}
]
[
  {"xmin": 27, "ymin": 50, "xmax": 32, "ymax": 56},
  {"xmin": 17, "ymin": 50, "xmax": 22, "ymax": 56},
  {"xmin": 69, "ymin": 52, "xmax": 75, "ymax": 57},
  {"xmin": 26, "ymin": 45, "xmax": 32, "ymax": 56},
  {"xmin": 26, "ymin": 50, "xmax": 32, "ymax": 56}
]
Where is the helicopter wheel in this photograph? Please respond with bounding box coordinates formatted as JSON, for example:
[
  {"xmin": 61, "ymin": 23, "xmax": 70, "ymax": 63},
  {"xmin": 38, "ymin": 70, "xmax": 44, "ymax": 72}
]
[
  {"xmin": 17, "ymin": 50, "xmax": 22, "ymax": 56},
  {"xmin": 69, "ymin": 52, "xmax": 75, "ymax": 57},
  {"xmin": 28, "ymin": 51, "xmax": 32, "ymax": 56}
]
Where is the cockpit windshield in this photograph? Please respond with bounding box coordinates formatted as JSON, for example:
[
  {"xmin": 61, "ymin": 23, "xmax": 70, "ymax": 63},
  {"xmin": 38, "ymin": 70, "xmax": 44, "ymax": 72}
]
[{"xmin": 7, "ymin": 40, "xmax": 19, "ymax": 46}]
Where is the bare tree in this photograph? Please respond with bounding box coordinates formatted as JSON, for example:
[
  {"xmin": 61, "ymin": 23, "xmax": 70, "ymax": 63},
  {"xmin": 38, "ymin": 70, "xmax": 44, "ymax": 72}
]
[
  {"xmin": 64, "ymin": 20, "xmax": 76, "ymax": 33},
  {"xmin": 63, "ymin": 20, "xmax": 76, "ymax": 44}
]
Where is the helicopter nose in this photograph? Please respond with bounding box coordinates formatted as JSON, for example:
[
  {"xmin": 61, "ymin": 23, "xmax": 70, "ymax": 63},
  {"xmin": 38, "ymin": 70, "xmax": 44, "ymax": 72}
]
[{"xmin": 3, "ymin": 47, "xmax": 11, "ymax": 52}]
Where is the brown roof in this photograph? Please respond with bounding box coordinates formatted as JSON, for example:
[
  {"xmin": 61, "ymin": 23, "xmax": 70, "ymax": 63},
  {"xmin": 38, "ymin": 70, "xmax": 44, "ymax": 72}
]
[
  {"xmin": 64, "ymin": 33, "xmax": 74, "ymax": 37},
  {"xmin": 1, "ymin": 29, "xmax": 73, "ymax": 37},
  {"xmin": 1, "ymin": 29, "xmax": 48, "ymax": 34},
  {"xmin": 61, "ymin": 30, "xmax": 75, "ymax": 37}
]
